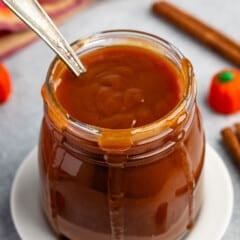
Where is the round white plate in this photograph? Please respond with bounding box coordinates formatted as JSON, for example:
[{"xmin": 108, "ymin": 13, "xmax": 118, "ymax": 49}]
[{"xmin": 11, "ymin": 144, "xmax": 233, "ymax": 240}]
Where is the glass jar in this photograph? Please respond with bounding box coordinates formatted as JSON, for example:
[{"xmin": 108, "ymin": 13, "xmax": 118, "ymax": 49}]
[{"xmin": 39, "ymin": 30, "xmax": 205, "ymax": 240}]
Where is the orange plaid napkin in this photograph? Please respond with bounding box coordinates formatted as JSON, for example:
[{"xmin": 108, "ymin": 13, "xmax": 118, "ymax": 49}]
[{"xmin": 0, "ymin": 0, "xmax": 93, "ymax": 60}]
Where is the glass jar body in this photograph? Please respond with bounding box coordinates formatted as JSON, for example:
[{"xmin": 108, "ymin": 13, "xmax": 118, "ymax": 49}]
[{"xmin": 38, "ymin": 30, "xmax": 205, "ymax": 240}]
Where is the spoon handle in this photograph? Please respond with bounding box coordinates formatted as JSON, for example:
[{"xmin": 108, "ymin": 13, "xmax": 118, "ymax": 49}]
[{"xmin": 3, "ymin": 0, "xmax": 86, "ymax": 76}]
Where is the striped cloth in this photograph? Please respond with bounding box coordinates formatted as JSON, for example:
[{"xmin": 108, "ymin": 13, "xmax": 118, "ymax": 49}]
[{"xmin": 0, "ymin": 0, "xmax": 93, "ymax": 60}]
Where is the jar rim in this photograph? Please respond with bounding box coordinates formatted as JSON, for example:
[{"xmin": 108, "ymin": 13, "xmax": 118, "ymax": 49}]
[{"xmin": 43, "ymin": 29, "xmax": 195, "ymax": 148}]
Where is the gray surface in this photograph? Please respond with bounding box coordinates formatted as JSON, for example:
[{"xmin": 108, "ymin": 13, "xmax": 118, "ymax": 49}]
[{"xmin": 0, "ymin": 0, "xmax": 240, "ymax": 239}]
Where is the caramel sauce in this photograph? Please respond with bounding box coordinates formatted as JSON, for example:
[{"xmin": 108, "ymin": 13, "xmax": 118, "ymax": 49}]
[
  {"xmin": 56, "ymin": 46, "xmax": 183, "ymax": 129},
  {"xmin": 39, "ymin": 44, "xmax": 205, "ymax": 240}
]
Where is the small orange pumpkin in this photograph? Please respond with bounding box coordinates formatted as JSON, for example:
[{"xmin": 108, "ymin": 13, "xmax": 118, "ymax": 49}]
[
  {"xmin": 0, "ymin": 64, "xmax": 12, "ymax": 104},
  {"xmin": 208, "ymin": 69, "xmax": 240, "ymax": 114}
]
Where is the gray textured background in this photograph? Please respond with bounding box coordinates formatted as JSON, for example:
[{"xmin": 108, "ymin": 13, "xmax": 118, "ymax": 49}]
[{"xmin": 1, "ymin": 0, "xmax": 240, "ymax": 239}]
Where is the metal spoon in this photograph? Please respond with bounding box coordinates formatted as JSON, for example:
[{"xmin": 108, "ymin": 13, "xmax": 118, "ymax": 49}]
[{"xmin": 3, "ymin": 0, "xmax": 86, "ymax": 76}]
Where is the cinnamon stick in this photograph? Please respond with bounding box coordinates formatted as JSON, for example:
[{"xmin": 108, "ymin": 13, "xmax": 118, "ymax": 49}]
[
  {"xmin": 235, "ymin": 123, "xmax": 240, "ymax": 140},
  {"xmin": 221, "ymin": 127, "xmax": 240, "ymax": 164},
  {"xmin": 152, "ymin": 1, "xmax": 240, "ymax": 66}
]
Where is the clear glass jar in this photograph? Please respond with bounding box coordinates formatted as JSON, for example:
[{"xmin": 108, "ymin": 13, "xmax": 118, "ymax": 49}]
[{"xmin": 39, "ymin": 30, "xmax": 205, "ymax": 240}]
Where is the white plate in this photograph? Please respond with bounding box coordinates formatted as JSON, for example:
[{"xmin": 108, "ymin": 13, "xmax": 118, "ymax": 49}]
[{"xmin": 11, "ymin": 144, "xmax": 233, "ymax": 240}]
